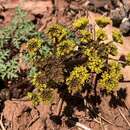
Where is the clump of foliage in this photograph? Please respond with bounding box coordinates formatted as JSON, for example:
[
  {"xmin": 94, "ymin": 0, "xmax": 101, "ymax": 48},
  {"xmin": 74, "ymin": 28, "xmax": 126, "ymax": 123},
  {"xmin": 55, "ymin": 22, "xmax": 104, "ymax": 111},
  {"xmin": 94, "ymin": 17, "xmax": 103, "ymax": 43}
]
[
  {"xmin": 23, "ymin": 17, "xmax": 129, "ymax": 107},
  {"xmin": 0, "ymin": 7, "xmax": 41, "ymax": 80},
  {"xmin": 1, "ymin": 7, "xmax": 128, "ymax": 123},
  {"xmin": 25, "ymin": 16, "xmax": 129, "ymax": 105},
  {"xmin": 112, "ymin": 30, "xmax": 123, "ymax": 44},
  {"xmin": 96, "ymin": 16, "xmax": 111, "ymax": 28}
]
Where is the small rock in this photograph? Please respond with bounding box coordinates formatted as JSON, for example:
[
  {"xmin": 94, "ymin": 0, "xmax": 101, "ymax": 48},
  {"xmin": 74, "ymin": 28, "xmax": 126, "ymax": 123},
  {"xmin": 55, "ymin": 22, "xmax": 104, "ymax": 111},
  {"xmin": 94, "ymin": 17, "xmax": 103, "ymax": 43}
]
[
  {"xmin": 120, "ymin": 18, "xmax": 130, "ymax": 36},
  {"xmin": 110, "ymin": 7, "xmax": 126, "ymax": 27}
]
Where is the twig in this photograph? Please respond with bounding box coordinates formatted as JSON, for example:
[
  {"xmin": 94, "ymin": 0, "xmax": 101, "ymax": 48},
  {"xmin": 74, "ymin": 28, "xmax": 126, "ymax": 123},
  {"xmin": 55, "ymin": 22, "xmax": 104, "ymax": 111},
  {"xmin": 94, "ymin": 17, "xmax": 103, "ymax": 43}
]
[
  {"xmin": 27, "ymin": 116, "xmax": 40, "ymax": 128},
  {"xmin": 98, "ymin": 115, "xmax": 113, "ymax": 126},
  {"xmin": 93, "ymin": 119, "xmax": 101, "ymax": 124},
  {"xmin": 99, "ymin": 114, "xmax": 105, "ymax": 130},
  {"xmin": 84, "ymin": 116, "xmax": 100, "ymax": 124},
  {"xmin": 0, "ymin": 114, "xmax": 6, "ymax": 130},
  {"xmin": 118, "ymin": 108, "xmax": 130, "ymax": 128},
  {"xmin": 56, "ymin": 99, "xmax": 64, "ymax": 116},
  {"xmin": 75, "ymin": 122, "xmax": 91, "ymax": 130}
]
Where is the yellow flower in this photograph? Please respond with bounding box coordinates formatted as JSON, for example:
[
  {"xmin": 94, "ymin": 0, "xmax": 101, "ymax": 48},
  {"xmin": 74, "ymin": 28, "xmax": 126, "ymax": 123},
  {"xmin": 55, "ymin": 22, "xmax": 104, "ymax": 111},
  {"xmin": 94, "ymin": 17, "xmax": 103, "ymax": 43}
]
[
  {"xmin": 96, "ymin": 16, "xmax": 111, "ymax": 28},
  {"xmin": 27, "ymin": 38, "xmax": 42, "ymax": 53},
  {"xmin": 56, "ymin": 39, "xmax": 77, "ymax": 57},
  {"xmin": 112, "ymin": 30, "xmax": 123, "ymax": 44},
  {"xmin": 99, "ymin": 62, "xmax": 122, "ymax": 92},
  {"xmin": 66, "ymin": 66, "xmax": 89, "ymax": 94},
  {"xmin": 79, "ymin": 30, "xmax": 92, "ymax": 43},
  {"xmin": 73, "ymin": 17, "xmax": 89, "ymax": 29},
  {"xmin": 46, "ymin": 24, "xmax": 69, "ymax": 44},
  {"xmin": 31, "ymin": 72, "xmax": 47, "ymax": 88},
  {"xmin": 96, "ymin": 28, "xmax": 107, "ymax": 41}
]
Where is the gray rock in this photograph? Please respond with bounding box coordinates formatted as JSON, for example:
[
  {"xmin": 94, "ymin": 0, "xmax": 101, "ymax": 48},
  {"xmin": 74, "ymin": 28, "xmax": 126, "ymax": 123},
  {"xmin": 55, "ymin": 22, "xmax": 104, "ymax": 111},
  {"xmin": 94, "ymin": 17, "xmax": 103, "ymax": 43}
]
[
  {"xmin": 120, "ymin": 18, "xmax": 130, "ymax": 36},
  {"xmin": 110, "ymin": 7, "xmax": 126, "ymax": 27}
]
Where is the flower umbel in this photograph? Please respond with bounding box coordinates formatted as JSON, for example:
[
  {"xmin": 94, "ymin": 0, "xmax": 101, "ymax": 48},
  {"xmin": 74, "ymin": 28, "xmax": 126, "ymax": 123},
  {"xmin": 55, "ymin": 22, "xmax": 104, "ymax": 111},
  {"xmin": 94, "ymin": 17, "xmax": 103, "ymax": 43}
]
[
  {"xmin": 112, "ymin": 30, "xmax": 123, "ymax": 44},
  {"xmin": 73, "ymin": 17, "xmax": 89, "ymax": 29},
  {"xmin": 27, "ymin": 38, "xmax": 42, "ymax": 53},
  {"xmin": 56, "ymin": 39, "xmax": 77, "ymax": 57},
  {"xmin": 66, "ymin": 66, "xmax": 89, "ymax": 94},
  {"xmin": 96, "ymin": 16, "xmax": 111, "ymax": 28}
]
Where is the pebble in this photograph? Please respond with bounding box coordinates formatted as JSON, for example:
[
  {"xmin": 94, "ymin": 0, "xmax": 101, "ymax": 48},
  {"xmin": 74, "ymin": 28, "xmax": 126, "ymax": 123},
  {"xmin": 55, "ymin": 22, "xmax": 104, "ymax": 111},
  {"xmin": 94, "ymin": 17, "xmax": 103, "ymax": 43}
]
[{"xmin": 120, "ymin": 18, "xmax": 130, "ymax": 36}]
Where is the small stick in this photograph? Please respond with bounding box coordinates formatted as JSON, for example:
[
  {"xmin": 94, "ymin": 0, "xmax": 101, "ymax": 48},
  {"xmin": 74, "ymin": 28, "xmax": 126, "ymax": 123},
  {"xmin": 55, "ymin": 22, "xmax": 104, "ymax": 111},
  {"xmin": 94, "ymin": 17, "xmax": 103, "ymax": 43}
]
[
  {"xmin": 75, "ymin": 122, "xmax": 91, "ymax": 130},
  {"xmin": 27, "ymin": 116, "xmax": 40, "ymax": 128},
  {"xmin": 98, "ymin": 115, "xmax": 113, "ymax": 126},
  {"xmin": 99, "ymin": 115, "xmax": 105, "ymax": 130},
  {"xmin": 56, "ymin": 99, "xmax": 64, "ymax": 116},
  {"xmin": 0, "ymin": 114, "xmax": 6, "ymax": 130},
  {"xmin": 118, "ymin": 108, "xmax": 130, "ymax": 128},
  {"xmin": 94, "ymin": 119, "xmax": 101, "ymax": 124}
]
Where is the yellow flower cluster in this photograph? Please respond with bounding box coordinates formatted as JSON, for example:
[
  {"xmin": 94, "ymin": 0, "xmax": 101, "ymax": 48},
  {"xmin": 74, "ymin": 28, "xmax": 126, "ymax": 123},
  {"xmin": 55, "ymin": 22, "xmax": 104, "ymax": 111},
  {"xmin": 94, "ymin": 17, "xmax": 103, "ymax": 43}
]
[
  {"xmin": 112, "ymin": 30, "xmax": 123, "ymax": 44},
  {"xmin": 84, "ymin": 49, "xmax": 104, "ymax": 73},
  {"xmin": 96, "ymin": 28, "xmax": 107, "ymax": 41},
  {"xmin": 56, "ymin": 39, "xmax": 77, "ymax": 57},
  {"xmin": 46, "ymin": 24, "xmax": 69, "ymax": 44},
  {"xmin": 99, "ymin": 62, "xmax": 122, "ymax": 92},
  {"xmin": 79, "ymin": 30, "xmax": 92, "ymax": 43},
  {"xmin": 27, "ymin": 38, "xmax": 42, "ymax": 54},
  {"xmin": 106, "ymin": 42, "xmax": 118, "ymax": 56},
  {"xmin": 73, "ymin": 17, "xmax": 89, "ymax": 29},
  {"xmin": 31, "ymin": 72, "xmax": 47, "ymax": 89},
  {"xmin": 66, "ymin": 66, "xmax": 89, "ymax": 94},
  {"xmin": 28, "ymin": 72, "xmax": 53, "ymax": 105},
  {"xmin": 96, "ymin": 16, "xmax": 111, "ymax": 28},
  {"xmin": 87, "ymin": 53, "xmax": 104, "ymax": 74},
  {"xmin": 27, "ymin": 88, "xmax": 53, "ymax": 105}
]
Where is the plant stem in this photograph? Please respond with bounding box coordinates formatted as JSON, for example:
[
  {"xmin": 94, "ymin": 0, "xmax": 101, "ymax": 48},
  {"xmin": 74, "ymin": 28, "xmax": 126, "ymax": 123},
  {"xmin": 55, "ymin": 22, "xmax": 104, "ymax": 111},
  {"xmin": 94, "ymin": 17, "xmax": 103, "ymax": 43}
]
[{"xmin": 56, "ymin": 99, "xmax": 64, "ymax": 116}]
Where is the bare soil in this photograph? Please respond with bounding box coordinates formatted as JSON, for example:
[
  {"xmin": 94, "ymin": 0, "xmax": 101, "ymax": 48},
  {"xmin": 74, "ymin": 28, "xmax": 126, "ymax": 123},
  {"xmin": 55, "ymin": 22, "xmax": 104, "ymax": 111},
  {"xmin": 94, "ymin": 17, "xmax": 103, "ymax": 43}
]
[{"xmin": 0, "ymin": 0, "xmax": 130, "ymax": 130}]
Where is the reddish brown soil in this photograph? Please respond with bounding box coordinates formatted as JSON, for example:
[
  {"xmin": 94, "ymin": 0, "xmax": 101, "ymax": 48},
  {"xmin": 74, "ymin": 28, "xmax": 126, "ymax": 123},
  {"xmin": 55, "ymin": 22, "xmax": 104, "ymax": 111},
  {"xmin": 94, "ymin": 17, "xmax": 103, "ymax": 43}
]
[{"xmin": 0, "ymin": 0, "xmax": 130, "ymax": 130}]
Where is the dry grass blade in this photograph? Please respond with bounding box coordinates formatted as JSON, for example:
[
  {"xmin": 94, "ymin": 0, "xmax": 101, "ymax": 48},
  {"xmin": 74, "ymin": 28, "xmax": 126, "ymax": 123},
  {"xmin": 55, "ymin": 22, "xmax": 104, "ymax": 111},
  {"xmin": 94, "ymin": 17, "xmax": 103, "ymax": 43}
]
[
  {"xmin": 75, "ymin": 122, "xmax": 91, "ymax": 130},
  {"xmin": 0, "ymin": 114, "xmax": 6, "ymax": 130},
  {"xmin": 118, "ymin": 108, "xmax": 130, "ymax": 128},
  {"xmin": 98, "ymin": 115, "xmax": 113, "ymax": 126},
  {"xmin": 56, "ymin": 99, "xmax": 64, "ymax": 116}
]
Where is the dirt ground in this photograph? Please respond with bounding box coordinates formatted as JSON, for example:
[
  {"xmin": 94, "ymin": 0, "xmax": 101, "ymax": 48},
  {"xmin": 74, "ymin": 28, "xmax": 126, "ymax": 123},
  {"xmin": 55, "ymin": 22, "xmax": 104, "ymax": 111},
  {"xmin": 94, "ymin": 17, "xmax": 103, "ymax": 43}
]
[{"xmin": 0, "ymin": 0, "xmax": 130, "ymax": 130}]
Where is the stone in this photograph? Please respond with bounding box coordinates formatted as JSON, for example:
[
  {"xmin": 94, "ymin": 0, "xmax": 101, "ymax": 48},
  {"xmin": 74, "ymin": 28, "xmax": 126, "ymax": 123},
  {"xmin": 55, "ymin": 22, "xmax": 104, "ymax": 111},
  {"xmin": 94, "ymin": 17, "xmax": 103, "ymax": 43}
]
[
  {"xmin": 120, "ymin": 18, "xmax": 130, "ymax": 36},
  {"xmin": 110, "ymin": 7, "xmax": 126, "ymax": 27}
]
